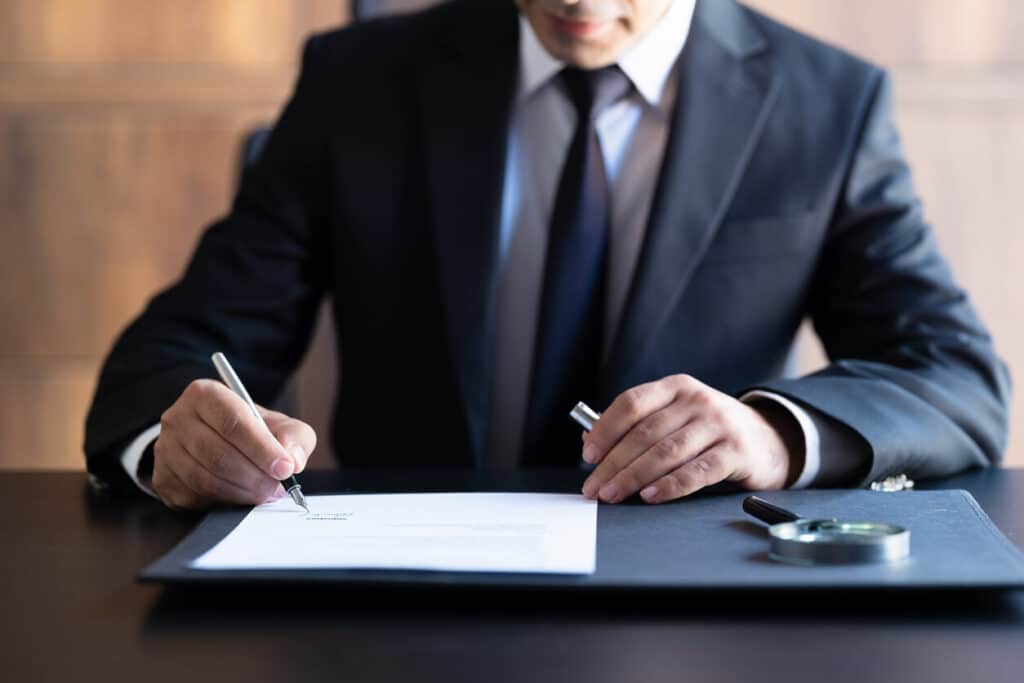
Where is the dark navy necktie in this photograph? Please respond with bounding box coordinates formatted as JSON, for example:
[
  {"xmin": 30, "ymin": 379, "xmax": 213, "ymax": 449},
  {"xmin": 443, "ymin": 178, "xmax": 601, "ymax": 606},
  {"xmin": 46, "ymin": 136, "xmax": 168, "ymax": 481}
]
[{"xmin": 522, "ymin": 65, "xmax": 633, "ymax": 466}]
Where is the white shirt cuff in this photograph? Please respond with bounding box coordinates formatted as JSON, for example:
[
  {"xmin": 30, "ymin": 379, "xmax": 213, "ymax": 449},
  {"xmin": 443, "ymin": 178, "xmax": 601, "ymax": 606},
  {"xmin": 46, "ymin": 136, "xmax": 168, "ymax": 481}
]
[
  {"xmin": 120, "ymin": 423, "xmax": 162, "ymax": 499},
  {"xmin": 739, "ymin": 390, "xmax": 821, "ymax": 489}
]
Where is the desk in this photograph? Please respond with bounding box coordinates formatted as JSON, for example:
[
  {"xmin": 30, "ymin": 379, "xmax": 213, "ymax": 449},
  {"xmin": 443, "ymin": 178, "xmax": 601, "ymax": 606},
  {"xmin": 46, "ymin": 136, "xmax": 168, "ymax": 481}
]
[{"xmin": 4, "ymin": 469, "xmax": 1024, "ymax": 682}]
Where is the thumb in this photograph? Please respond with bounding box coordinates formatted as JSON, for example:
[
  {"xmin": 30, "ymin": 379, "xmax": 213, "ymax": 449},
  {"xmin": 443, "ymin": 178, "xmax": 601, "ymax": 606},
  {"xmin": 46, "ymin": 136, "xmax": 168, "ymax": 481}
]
[{"xmin": 259, "ymin": 407, "xmax": 317, "ymax": 473}]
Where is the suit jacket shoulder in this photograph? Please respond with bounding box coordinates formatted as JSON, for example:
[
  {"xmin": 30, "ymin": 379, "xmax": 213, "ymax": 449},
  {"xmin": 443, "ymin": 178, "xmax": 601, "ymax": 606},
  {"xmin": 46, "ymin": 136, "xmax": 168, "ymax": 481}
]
[{"xmin": 739, "ymin": 2, "xmax": 882, "ymax": 82}]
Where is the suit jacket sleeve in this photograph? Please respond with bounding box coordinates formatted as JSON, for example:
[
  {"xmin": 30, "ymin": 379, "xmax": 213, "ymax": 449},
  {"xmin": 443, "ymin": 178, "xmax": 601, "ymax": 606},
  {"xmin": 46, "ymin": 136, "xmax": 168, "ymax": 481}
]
[
  {"xmin": 83, "ymin": 36, "xmax": 332, "ymax": 492},
  {"xmin": 750, "ymin": 71, "xmax": 1012, "ymax": 487}
]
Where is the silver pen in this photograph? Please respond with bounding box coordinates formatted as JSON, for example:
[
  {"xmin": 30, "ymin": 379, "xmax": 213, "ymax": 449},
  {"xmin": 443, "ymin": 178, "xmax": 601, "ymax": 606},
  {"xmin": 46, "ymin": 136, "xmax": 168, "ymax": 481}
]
[
  {"xmin": 569, "ymin": 401, "xmax": 602, "ymax": 432},
  {"xmin": 211, "ymin": 352, "xmax": 310, "ymax": 512}
]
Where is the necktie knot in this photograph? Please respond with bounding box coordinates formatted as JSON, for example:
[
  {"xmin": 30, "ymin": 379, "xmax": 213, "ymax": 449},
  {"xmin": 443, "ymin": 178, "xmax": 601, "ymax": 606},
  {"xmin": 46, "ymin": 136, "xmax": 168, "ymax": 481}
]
[{"xmin": 560, "ymin": 65, "xmax": 633, "ymax": 121}]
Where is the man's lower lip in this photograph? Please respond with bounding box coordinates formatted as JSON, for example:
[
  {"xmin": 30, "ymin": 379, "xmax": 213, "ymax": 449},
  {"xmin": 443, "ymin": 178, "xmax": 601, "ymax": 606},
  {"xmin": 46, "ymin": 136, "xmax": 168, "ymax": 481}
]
[{"xmin": 545, "ymin": 13, "xmax": 613, "ymax": 39}]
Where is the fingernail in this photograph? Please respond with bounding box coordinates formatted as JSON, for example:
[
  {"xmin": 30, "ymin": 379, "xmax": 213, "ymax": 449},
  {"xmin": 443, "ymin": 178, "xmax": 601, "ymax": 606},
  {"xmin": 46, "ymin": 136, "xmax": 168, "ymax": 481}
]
[
  {"xmin": 272, "ymin": 458, "xmax": 293, "ymax": 479},
  {"xmin": 289, "ymin": 444, "xmax": 306, "ymax": 472},
  {"xmin": 598, "ymin": 483, "xmax": 619, "ymax": 503},
  {"xmin": 641, "ymin": 485, "xmax": 658, "ymax": 501},
  {"xmin": 582, "ymin": 443, "xmax": 599, "ymax": 463},
  {"xmin": 582, "ymin": 479, "xmax": 598, "ymax": 499}
]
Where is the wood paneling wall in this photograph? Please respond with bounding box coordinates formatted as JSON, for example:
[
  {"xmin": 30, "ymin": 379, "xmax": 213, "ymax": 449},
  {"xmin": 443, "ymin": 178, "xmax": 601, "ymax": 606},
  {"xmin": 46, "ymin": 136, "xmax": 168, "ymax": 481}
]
[
  {"xmin": 0, "ymin": 0, "xmax": 346, "ymax": 469},
  {"xmin": 1, "ymin": 0, "xmax": 1021, "ymax": 471}
]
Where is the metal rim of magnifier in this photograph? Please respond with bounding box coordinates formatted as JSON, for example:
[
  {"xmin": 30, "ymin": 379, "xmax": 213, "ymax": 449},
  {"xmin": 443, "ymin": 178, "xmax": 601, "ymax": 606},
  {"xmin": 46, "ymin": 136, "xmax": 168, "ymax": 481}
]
[{"xmin": 768, "ymin": 519, "xmax": 911, "ymax": 565}]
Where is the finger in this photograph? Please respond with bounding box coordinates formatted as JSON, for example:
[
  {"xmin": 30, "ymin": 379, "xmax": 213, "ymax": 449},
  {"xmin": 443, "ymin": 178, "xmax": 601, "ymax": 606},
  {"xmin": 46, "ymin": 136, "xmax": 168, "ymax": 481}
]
[
  {"xmin": 259, "ymin": 407, "xmax": 317, "ymax": 473},
  {"xmin": 583, "ymin": 376, "xmax": 694, "ymax": 465},
  {"xmin": 582, "ymin": 405, "xmax": 695, "ymax": 499},
  {"xmin": 152, "ymin": 441, "xmax": 193, "ymax": 511},
  {"xmin": 177, "ymin": 418, "xmax": 281, "ymax": 499},
  {"xmin": 191, "ymin": 381, "xmax": 294, "ymax": 480},
  {"xmin": 640, "ymin": 448, "xmax": 734, "ymax": 504},
  {"xmin": 171, "ymin": 431, "xmax": 277, "ymax": 507},
  {"xmin": 152, "ymin": 434, "xmax": 226, "ymax": 510},
  {"xmin": 596, "ymin": 421, "xmax": 722, "ymax": 504}
]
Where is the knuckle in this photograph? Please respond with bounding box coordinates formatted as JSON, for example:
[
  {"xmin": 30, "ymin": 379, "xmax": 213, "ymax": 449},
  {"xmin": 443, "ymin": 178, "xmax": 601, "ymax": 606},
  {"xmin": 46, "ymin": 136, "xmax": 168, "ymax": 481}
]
[
  {"xmin": 151, "ymin": 467, "xmax": 169, "ymax": 495},
  {"xmin": 671, "ymin": 468, "xmax": 698, "ymax": 493},
  {"xmin": 660, "ymin": 475, "xmax": 682, "ymax": 498},
  {"xmin": 301, "ymin": 422, "xmax": 318, "ymax": 451},
  {"xmin": 156, "ymin": 489, "xmax": 179, "ymax": 510},
  {"xmin": 685, "ymin": 471, "xmax": 708, "ymax": 492},
  {"xmin": 198, "ymin": 477, "xmax": 223, "ymax": 500},
  {"xmin": 190, "ymin": 378, "xmax": 218, "ymax": 396},
  {"xmin": 217, "ymin": 408, "xmax": 243, "ymax": 441},
  {"xmin": 707, "ymin": 410, "xmax": 728, "ymax": 432},
  {"xmin": 652, "ymin": 435, "xmax": 681, "ymax": 462},
  {"xmin": 690, "ymin": 389, "xmax": 713, "ymax": 409},
  {"xmin": 704, "ymin": 448, "xmax": 728, "ymax": 470},
  {"xmin": 174, "ymin": 489, "xmax": 202, "ymax": 510},
  {"xmin": 277, "ymin": 418, "xmax": 315, "ymax": 450},
  {"xmin": 633, "ymin": 418, "xmax": 659, "ymax": 445},
  {"xmin": 183, "ymin": 379, "xmax": 208, "ymax": 403},
  {"xmin": 647, "ymin": 411, "xmax": 680, "ymax": 442},
  {"xmin": 586, "ymin": 429, "xmax": 611, "ymax": 454},
  {"xmin": 182, "ymin": 467, "xmax": 211, "ymax": 498},
  {"xmin": 620, "ymin": 387, "xmax": 646, "ymax": 420},
  {"xmin": 161, "ymin": 488, "xmax": 188, "ymax": 511},
  {"xmin": 681, "ymin": 454, "xmax": 718, "ymax": 492},
  {"xmin": 694, "ymin": 454, "xmax": 716, "ymax": 473},
  {"xmin": 688, "ymin": 458, "xmax": 713, "ymax": 485},
  {"xmin": 619, "ymin": 469, "xmax": 643, "ymax": 493},
  {"xmin": 673, "ymin": 374, "xmax": 697, "ymax": 392},
  {"xmin": 153, "ymin": 436, "xmax": 176, "ymax": 470},
  {"xmin": 204, "ymin": 445, "xmax": 233, "ymax": 479},
  {"xmin": 152, "ymin": 470, "xmax": 186, "ymax": 510}
]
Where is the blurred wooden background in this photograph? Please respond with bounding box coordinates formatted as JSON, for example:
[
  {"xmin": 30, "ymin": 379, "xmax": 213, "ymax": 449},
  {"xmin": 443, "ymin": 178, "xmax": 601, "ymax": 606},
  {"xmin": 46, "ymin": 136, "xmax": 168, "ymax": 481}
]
[{"xmin": 0, "ymin": 0, "xmax": 1020, "ymax": 471}]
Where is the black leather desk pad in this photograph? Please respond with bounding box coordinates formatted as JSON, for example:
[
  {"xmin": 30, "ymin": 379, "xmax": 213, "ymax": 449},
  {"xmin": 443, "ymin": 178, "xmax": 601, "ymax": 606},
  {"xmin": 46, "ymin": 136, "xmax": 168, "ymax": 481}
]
[{"xmin": 140, "ymin": 489, "xmax": 1024, "ymax": 591}]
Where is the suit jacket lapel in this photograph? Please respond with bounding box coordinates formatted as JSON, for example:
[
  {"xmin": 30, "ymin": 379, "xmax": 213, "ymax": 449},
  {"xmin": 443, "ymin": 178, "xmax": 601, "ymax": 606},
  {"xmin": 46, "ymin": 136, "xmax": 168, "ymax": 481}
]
[
  {"xmin": 418, "ymin": 3, "xmax": 519, "ymax": 464},
  {"xmin": 602, "ymin": 0, "xmax": 781, "ymax": 398}
]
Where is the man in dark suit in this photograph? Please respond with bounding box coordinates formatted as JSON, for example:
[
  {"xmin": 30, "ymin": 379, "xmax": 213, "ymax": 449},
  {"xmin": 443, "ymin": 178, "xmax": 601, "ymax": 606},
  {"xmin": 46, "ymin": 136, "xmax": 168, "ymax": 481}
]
[{"xmin": 85, "ymin": 0, "xmax": 1010, "ymax": 510}]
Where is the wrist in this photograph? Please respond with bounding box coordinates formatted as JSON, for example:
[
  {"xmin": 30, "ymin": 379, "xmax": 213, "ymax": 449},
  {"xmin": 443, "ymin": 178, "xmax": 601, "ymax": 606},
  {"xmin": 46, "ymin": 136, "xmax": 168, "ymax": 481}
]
[{"xmin": 748, "ymin": 399, "xmax": 805, "ymax": 488}]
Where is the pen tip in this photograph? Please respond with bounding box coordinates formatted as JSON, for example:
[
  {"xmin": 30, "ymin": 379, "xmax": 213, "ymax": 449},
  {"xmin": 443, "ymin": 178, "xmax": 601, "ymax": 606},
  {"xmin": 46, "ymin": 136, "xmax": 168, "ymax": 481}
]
[{"xmin": 287, "ymin": 486, "xmax": 310, "ymax": 513}]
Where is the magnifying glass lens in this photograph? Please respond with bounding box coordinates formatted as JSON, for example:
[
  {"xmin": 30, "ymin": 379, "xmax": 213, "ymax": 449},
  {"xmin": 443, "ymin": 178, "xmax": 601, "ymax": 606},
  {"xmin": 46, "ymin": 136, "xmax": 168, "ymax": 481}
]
[{"xmin": 772, "ymin": 520, "xmax": 910, "ymax": 565}]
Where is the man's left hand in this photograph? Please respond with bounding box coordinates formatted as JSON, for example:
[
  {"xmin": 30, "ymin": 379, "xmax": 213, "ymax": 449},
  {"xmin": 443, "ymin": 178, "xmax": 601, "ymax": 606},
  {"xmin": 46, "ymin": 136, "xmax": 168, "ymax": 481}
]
[{"xmin": 580, "ymin": 374, "xmax": 803, "ymax": 504}]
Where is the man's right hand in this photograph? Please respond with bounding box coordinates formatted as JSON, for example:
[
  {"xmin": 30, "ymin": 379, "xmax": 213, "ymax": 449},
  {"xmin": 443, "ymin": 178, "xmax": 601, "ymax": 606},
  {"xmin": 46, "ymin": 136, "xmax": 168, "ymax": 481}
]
[{"xmin": 152, "ymin": 379, "xmax": 316, "ymax": 510}]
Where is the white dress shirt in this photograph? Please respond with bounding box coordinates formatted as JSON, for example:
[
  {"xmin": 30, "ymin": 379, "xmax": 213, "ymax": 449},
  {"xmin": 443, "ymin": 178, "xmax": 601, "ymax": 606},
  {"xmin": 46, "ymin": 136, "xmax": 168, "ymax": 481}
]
[{"xmin": 123, "ymin": 0, "xmax": 821, "ymax": 495}]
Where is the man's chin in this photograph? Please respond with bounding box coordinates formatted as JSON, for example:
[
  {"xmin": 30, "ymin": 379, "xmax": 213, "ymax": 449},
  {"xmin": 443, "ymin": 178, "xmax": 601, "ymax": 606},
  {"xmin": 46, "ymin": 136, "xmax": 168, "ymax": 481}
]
[{"xmin": 543, "ymin": 39, "xmax": 621, "ymax": 69}]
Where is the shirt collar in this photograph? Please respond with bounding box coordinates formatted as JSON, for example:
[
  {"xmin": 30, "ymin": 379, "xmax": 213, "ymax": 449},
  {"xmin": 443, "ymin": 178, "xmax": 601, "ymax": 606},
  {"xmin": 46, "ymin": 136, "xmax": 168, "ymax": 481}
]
[
  {"xmin": 517, "ymin": 0, "xmax": 696, "ymax": 107},
  {"xmin": 518, "ymin": 13, "xmax": 562, "ymax": 100}
]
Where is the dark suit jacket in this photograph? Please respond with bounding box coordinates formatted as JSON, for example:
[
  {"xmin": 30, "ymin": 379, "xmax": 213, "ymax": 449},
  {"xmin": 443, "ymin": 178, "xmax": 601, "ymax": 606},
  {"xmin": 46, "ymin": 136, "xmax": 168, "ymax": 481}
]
[{"xmin": 84, "ymin": 0, "xmax": 1011, "ymax": 492}]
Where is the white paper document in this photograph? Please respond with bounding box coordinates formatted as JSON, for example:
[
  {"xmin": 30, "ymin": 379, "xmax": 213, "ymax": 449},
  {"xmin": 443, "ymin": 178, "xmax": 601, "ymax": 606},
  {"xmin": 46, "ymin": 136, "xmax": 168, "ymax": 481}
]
[{"xmin": 192, "ymin": 492, "xmax": 597, "ymax": 574}]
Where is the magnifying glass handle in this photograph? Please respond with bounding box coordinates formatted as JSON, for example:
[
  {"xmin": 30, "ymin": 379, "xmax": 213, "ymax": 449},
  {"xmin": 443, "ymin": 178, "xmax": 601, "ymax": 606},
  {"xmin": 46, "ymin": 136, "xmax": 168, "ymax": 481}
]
[{"xmin": 743, "ymin": 496, "xmax": 801, "ymax": 525}]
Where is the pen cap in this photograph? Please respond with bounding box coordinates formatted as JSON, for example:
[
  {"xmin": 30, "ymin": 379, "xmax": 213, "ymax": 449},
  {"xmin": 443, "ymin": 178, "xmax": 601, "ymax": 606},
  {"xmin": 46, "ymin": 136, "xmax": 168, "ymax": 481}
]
[
  {"xmin": 211, "ymin": 352, "xmax": 261, "ymax": 421},
  {"xmin": 570, "ymin": 402, "xmax": 601, "ymax": 432},
  {"xmin": 743, "ymin": 496, "xmax": 801, "ymax": 525}
]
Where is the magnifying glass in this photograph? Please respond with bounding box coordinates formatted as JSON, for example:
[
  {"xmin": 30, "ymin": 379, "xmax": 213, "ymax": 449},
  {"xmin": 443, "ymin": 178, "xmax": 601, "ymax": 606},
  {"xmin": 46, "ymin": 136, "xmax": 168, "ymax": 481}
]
[{"xmin": 743, "ymin": 495, "xmax": 911, "ymax": 565}]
